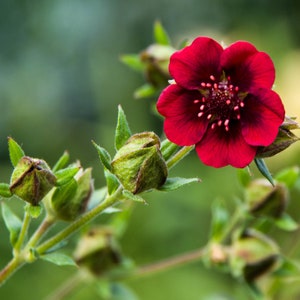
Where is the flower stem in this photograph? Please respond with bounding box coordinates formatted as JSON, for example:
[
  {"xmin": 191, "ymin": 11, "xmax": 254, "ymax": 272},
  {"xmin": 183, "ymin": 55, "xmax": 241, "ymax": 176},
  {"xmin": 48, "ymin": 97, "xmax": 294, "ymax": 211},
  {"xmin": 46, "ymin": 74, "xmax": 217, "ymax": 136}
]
[
  {"xmin": 135, "ymin": 248, "xmax": 204, "ymax": 278},
  {"xmin": 13, "ymin": 207, "xmax": 31, "ymax": 254},
  {"xmin": 26, "ymin": 215, "xmax": 55, "ymax": 249},
  {"xmin": 0, "ymin": 257, "xmax": 25, "ymax": 286},
  {"xmin": 166, "ymin": 146, "xmax": 194, "ymax": 169},
  {"xmin": 36, "ymin": 187, "xmax": 123, "ymax": 255}
]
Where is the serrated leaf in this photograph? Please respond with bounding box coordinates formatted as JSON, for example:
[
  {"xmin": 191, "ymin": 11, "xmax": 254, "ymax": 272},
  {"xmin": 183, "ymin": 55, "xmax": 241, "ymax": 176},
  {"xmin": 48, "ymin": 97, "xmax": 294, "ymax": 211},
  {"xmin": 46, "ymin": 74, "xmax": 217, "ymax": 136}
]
[
  {"xmin": 275, "ymin": 213, "xmax": 298, "ymax": 231},
  {"xmin": 158, "ymin": 177, "xmax": 200, "ymax": 191},
  {"xmin": 1, "ymin": 203, "xmax": 22, "ymax": 246},
  {"xmin": 254, "ymin": 158, "xmax": 274, "ymax": 186},
  {"xmin": 54, "ymin": 166, "xmax": 80, "ymax": 186},
  {"xmin": 275, "ymin": 166, "xmax": 300, "ymax": 188},
  {"xmin": 115, "ymin": 105, "xmax": 132, "ymax": 150},
  {"xmin": 52, "ymin": 151, "xmax": 70, "ymax": 172},
  {"xmin": 122, "ymin": 190, "xmax": 147, "ymax": 204},
  {"xmin": 120, "ymin": 54, "xmax": 144, "ymax": 72},
  {"xmin": 134, "ymin": 84, "xmax": 157, "ymax": 99},
  {"xmin": 153, "ymin": 20, "xmax": 171, "ymax": 45},
  {"xmin": 0, "ymin": 183, "xmax": 13, "ymax": 198},
  {"xmin": 25, "ymin": 204, "xmax": 42, "ymax": 218},
  {"xmin": 210, "ymin": 200, "xmax": 229, "ymax": 242},
  {"xmin": 105, "ymin": 169, "xmax": 120, "ymax": 195},
  {"xmin": 92, "ymin": 141, "xmax": 112, "ymax": 171},
  {"xmin": 8, "ymin": 137, "xmax": 25, "ymax": 167},
  {"xmin": 40, "ymin": 252, "xmax": 77, "ymax": 266}
]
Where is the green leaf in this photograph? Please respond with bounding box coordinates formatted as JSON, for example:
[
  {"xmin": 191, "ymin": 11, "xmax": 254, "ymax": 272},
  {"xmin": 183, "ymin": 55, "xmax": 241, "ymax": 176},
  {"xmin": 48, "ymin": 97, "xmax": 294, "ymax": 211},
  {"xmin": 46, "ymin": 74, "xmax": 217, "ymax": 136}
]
[
  {"xmin": 105, "ymin": 169, "xmax": 120, "ymax": 195},
  {"xmin": 210, "ymin": 200, "xmax": 229, "ymax": 242},
  {"xmin": 87, "ymin": 187, "xmax": 107, "ymax": 210},
  {"xmin": 52, "ymin": 151, "xmax": 70, "ymax": 172},
  {"xmin": 0, "ymin": 183, "xmax": 12, "ymax": 198},
  {"xmin": 122, "ymin": 190, "xmax": 147, "ymax": 204},
  {"xmin": 54, "ymin": 166, "xmax": 80, "ymax": 186},
  {"xmin": 275, "ymin": 166, "xmax": 299, "ymax": 188},
  {"xmin": 254, "ymin": 158, "xmax": 274, "ymax": 186},
  {"xmin": 275, "ymin": 213, "xmax": 298, "ymax": 231},
  {"xmin": 110, "ymin": 282, "xmax": 138, "ymax": 300},
  {"xmin": 120, "ymin": 54, "xmax": 144, "ymax": 72},
  {"xmin": 40, "ymin": 252, "xmax": 77, "ymax": 266},
  {"xmin": 25, "ymin": 204, "xmax": 42, "ymax": 218},
  {"xmin": 8, "ymin": 137, "xmax": 25, "ymax": 167},
  {"xmin": 115, "ymin": 105, "xmax": 132, "ymax": 150},
  {"xmin": 237, "ymin": 167, "xmax": 252, "ymax": 187},
  {"xmin": 273, "ymin": 257, "xmax": 300, "ymax": 277},
  {"xmin": 134, "ymin": 84, "xmax": 157, "ymax": 99},
  {"xmin": 1, "ymin": 202, "xmax": 22, "ymax": 246},
  {"xmin": 158, "ymin": 177, "xmax": 200, "ymax": 191},
  {"xmin": 153, "ymin": 20, "xmax": 171, "ymax": 45},
  {"xmin": 92, "ymin": 141, "xmax": 112, "ymax": 171}
]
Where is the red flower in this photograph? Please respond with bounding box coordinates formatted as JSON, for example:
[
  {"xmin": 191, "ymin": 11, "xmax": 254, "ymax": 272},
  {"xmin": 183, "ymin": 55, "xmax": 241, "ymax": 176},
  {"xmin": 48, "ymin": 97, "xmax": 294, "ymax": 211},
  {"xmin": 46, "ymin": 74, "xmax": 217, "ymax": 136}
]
[{"xmin": 157, "ymin": 37, "xmax": 285, "ymax": 168}]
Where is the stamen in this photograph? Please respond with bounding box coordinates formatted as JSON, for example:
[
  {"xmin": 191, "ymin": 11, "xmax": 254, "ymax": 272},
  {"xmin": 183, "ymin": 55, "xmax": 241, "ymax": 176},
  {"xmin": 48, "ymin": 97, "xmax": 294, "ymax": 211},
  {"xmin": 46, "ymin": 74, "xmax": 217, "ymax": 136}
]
[
  {"xmin": 226, "ymin": 100, "xmax": 231, "ymax": 105},
  {"xmin": 240, "ymin": 102, "xmax": 245, "ymax": 107},
  {"xmin": 225, "ymin": 126, "xmax": 229, "ymax": 131},
  {"xmin": 237, "ymin": 114, "xmax": 241, "ymax": 120},
  {"xmin": 224, "ymin": 119, "xmax": 229, "ymax": 126},
  {"xmin": 193, "ymin": 99, "xmax": 200, "ymax": 104},
  {"xmin": 202, "ymin": 97, "xmax": 206, "ymax": 102},
  {"xmin": 218, "ymin": 120, "xmax": 222, "ymax": 126},
  {"xmin": 235, "ymin": 86, "xmax": 239, "ymax": 91},
  {"xmin": 207, "ymin": 114, "xmax": 212, "ymax": 120},
  {"xmin": 198, "ymin": 112, "xmax": 204, "ymax": 117},
  {"xmin": 206, "ymin": 83, "xmax": 212, "ymax": 88},
  {"xmin": 200, "ymin": 105, "xmax": 205, "ymax": 110},
  {"xmin": 210, "ymin": 75, "xmax": 216, "ymax": 81},
  {"xmin": 213, "ymin": 83, "xmax": 218, "ymax": 89},
  {"xmin": 211, "ymin": 123, "xmax": 216, "ymax": 129},
  {"xmin": 234, "ymin": 106, "xmax": 239, "ymax": 111},
  {"xmin": 201, "ymin": 82, "xmax": 206, "ymax": 87}
]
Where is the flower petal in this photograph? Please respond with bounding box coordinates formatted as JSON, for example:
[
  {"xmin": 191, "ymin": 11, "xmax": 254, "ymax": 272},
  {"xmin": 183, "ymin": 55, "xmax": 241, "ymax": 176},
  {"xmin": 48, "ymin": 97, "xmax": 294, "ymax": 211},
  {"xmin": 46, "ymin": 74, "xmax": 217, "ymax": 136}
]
[
  {"xmin": 195, "ymin": 123, "xmax": 257, "ymax": 168},
  {"xmin": 241, "ymin": 89, "xmax": 285, "ymax": 146},
  {"xmin": 169, "ymin": 37, "xmax": 223, "ymax": 90},
  {"xmin": 157, "ymin": 84, "xmax": 209, "ymax": 145},
  {"xmin": 221, "ymin": 41, "xmax": 275, "ymax": 90}
]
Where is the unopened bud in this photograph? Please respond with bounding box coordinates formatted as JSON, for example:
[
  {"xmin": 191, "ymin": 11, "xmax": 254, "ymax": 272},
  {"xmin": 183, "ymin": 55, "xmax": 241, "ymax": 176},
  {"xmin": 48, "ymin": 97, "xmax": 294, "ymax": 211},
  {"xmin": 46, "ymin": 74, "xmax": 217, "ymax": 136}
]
[
  {"xmin": 140, "ymin": 44, "xmax": 175, "ymax": 87},
  {"xmin": 10, "ymin": 156, "xmax": 56, "ymax": 206},
  {"xmin": 256, "ymin": 116, "xmax": 299, "ymax": 158},
  {"xmin": 111, "ymin": 132, "xmax": 168, "ymax": 194},
  {"xmin": 245, "ymin": 179, "xmax": 288, "ymax": 218},
  {"xmin": 230, "ymin": 229, "xmax": 279, "ymax": 282},
  {"xmin": 74, "ymin": 227, "xmax": 122, "ymax": 276},
  {"xmin": 51, "ymin": 167, "xmax": 93, "ymax": 221}
]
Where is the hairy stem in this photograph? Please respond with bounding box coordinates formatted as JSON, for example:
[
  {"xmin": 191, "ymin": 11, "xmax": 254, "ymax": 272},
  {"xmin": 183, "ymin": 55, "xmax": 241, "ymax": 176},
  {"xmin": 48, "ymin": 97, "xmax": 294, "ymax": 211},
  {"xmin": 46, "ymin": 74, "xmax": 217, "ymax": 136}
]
[
  {"xmin": 36, "ymin": 187, "xmax": 123, "ymax": 255},
  {"xmin": 166, "ymin": 146, "xmax": 194, "ymax": 169}
]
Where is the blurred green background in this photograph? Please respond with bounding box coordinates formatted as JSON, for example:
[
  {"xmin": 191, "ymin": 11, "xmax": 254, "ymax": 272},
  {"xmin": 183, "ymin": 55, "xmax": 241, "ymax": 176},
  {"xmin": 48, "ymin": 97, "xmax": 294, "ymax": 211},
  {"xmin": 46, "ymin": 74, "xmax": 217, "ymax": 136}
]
[{"xmin": 1, "ymin": 0, "xmax": 300, "ymax": 299}]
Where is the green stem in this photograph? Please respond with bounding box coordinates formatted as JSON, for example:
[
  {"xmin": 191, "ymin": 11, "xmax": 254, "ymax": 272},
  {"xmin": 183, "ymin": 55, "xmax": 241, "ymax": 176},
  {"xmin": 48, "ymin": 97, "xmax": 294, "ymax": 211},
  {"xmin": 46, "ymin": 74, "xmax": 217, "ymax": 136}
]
[
  {"xmin": 13, "ymin": 207, "xmax": 31, "ymax": 254},
  {"xmin": 0, "ymin": 256, "xmax": 25, "ymax": 286},
  {"xmin": 166, "ymin": 146, "xmax": 194, "ymax": 169},
  {"xmin": 26, "ymin": 215, "xmax": 56, "ymax": 249},
  {"xmin": 36, "ymin": 187, "xmax": 123, "ymax": 255}
]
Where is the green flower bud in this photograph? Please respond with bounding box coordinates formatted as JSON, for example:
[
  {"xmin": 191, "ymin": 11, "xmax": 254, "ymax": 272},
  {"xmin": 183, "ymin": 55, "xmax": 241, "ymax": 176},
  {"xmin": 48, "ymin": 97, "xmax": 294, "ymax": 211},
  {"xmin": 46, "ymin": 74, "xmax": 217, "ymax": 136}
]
[
  {"xmin": 256, "ymin": 116, "xmax": 300, "ymax": 158},
  {"xmin": 111, "ymin": 132, "xmax": 168, "ymax": 194},
  {"xmin": 140, "ymin": 44, "xmax": 175, "ymax": 87},
  {"xmin": 51, "ymin": 167, "xmax": 93, "ymax": 221},
  {"xmin": 73, "ymin": 227, "xmax": 122, "ymax": 276},
  {"xmin": 245, "ymin": 179, "xmax": 288, "ymax": 218},
  {"xmin": 10, "ymin": 156, "xmax": 56, "ymax": 206},
  {"xmin": 229, "ymin": 229, "xmax": 280, "ymax": 282}
]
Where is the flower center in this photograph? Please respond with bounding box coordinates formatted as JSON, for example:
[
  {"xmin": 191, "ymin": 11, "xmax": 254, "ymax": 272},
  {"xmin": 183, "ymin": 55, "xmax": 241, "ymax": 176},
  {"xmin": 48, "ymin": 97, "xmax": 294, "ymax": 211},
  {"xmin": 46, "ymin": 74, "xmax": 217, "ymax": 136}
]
[{"xmin": 194, "ymin": 74, "xmax": 246, "ymax": 131}]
